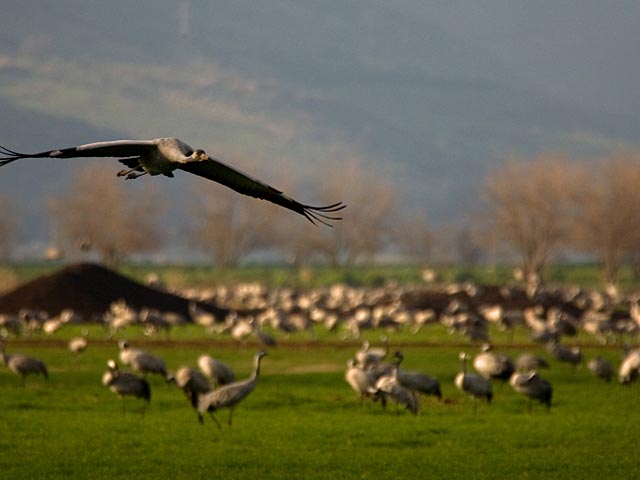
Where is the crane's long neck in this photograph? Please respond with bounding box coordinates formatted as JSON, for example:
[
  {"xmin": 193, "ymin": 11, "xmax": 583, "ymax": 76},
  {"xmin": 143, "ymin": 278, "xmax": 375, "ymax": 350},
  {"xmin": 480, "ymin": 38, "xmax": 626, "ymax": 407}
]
[
  {"xmin": 460, "ymin": 356, "xmax": 468, "ymax": 374},
  {"xmin": 253, "ymin": 354, "xmax": 265, "ymax": 378},
  {"xmin": 0, "ymin": 340, "xmax": 7, "ymax": 364}
]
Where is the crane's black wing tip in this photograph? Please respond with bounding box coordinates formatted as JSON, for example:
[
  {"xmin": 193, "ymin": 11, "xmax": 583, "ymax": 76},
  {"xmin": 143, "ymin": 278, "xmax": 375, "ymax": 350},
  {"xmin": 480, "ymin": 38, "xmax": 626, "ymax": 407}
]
[
  {"xmin": 0, "ymin": 145, "xmax": 28, "ymax": 166},
  {"xmin": 302, "ymin": 202, "xmax": 346, "ymax": 227}
]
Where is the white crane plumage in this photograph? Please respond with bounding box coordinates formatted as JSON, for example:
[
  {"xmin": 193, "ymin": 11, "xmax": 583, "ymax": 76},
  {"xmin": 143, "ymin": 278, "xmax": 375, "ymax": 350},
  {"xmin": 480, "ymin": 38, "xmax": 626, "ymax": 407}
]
[
  {"xmin": 344, "ymin": 359, "xmax": 379, "ymax": 405},
  {"xmin": 197, "ymin": 351, "xmax": 267, "ymax": 428},
  {"xmin": 618, "ymin": 348, "xmax": 640, "ymax": 384},
  {"xmin": 473, "ymin": 343, "xmax": 515, "ymax": 381},
  {"xmin": 0, "ymin": 335, "xmax": 48, "ymax": 385},
  {"xmin": 0, "ymin": 138, "xmax": 345, "ymax": 226},
  {"xmin": 68, "ymin": 328, "xmax": 89, "ymax": 355},
  {"xmin": 101, "ymin": 359, "xmax": 151, "ymax": 413}
]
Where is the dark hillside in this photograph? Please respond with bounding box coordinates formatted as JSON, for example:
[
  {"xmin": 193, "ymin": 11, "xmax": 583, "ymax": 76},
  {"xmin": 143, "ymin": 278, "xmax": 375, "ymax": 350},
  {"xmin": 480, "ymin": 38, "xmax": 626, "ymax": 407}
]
[{"xmin": 0, "ymin": 262, "xmax": 228, "ymax": 319}]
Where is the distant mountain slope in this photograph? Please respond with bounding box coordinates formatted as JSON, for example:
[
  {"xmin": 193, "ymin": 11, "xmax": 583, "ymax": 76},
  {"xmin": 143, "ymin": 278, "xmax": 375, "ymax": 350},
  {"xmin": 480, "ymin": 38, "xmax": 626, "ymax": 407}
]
[{"xmin": 0, "ymin": 1, "xmax": 638, "ymax": 255}]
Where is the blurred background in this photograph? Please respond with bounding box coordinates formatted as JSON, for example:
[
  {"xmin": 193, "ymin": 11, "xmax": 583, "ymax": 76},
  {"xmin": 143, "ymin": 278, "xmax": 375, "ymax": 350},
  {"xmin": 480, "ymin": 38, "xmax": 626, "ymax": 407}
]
[{"xmin": 0, "ymin": 1, "xmax": 638, "ymax": 281}]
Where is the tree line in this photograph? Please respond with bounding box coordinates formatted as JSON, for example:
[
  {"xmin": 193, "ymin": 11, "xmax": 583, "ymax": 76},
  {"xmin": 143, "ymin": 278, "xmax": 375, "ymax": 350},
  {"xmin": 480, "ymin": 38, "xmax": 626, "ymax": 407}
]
[{"xmin": 1, "ymin": 150, "xmax": 640, "ymax": 288}]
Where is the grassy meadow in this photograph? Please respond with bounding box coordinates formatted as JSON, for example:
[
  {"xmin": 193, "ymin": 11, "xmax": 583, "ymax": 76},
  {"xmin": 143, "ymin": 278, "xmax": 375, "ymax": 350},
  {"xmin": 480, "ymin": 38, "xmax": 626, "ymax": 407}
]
[{"xmin": 1, "ymin": 323, "xmax": 638, "ymax": 479}]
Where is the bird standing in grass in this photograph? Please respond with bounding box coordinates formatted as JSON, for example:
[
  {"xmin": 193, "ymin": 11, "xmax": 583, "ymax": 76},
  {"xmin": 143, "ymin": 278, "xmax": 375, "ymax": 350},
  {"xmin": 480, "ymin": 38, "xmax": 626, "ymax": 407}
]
[
  {"xmin": 345, "ymin": 359, "xmax": 379, "ymax": 406},
  {"xmin": 197, "ymin": 351, "xmax": 267, "ymax": 428},
  {"xmin": 509, "ymin": 371, "xmax": 552, "ymax": 411},
  {"xmin": 455, "ymin": 352, "xmax": 493, "ymax": 412},
  {"xmin": 0, "ymin": 138, "xmax": 345, "ymax": 226},
  {"xmin": 68, "ymin": 328, "xmax": 89, "ymax": 355},
  {"xmin": 473, "ymin": 343, "xmax": 515, "ymax": 381},
  {"xmin": 0, "ymin": 335, "xmax": 48, "ymax": 386},
  {"xmin": 118, "ymin": 340, "xmax": 172, "ymax": 382},
  {"xmin": 587, "ymin": 356, "xmax": 614, "ymax": 382},
  {"xmin": 101, "ymin": 359, "xmax": 151, "ymax": 413},
  {"xmin": 174, "ymin": 366, "xmax": 212, "ymax": 409},
  {"xmin": 197, "ymin": 354, "xmax": 236, "ymax": 387},
  {"xmin": 393, "ymin": 351, "xmax": 442, "ymax": 400}
]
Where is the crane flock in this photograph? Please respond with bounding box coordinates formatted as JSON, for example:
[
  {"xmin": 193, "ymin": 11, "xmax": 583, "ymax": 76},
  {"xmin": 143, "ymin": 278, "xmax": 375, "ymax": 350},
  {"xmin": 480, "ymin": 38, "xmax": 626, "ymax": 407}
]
[{"xmin": 3, "ymin": 278, "xmax": 640, "ymax": 427}]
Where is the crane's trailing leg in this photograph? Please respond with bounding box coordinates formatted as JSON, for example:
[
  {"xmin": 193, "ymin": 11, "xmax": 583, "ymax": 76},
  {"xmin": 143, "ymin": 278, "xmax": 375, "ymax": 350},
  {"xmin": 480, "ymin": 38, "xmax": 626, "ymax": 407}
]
[
  {"xmin": 117, "ymin": 167, "xmax": 139, "ymax": 177},
  {"xmin": 209, "ymin": 411, "xmax": 222, "ymax": 429},
  {"xmin": 125, "ymin": 171, "xmax": 147, "ymax": 180},
  {"xmin": 228, "ymin": 408, "xmax": 235, "ymax": 426}
]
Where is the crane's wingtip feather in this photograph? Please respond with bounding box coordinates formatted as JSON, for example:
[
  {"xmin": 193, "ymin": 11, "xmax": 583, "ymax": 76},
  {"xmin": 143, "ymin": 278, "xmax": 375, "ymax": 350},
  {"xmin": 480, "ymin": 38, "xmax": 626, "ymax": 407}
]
[
  {"xmin": 302, "ymin": 202, "xmax": 346, "ymax": 227},
  {"xmin": 0, "ymin": 145, "xmax": 28, "ymax": 165}
]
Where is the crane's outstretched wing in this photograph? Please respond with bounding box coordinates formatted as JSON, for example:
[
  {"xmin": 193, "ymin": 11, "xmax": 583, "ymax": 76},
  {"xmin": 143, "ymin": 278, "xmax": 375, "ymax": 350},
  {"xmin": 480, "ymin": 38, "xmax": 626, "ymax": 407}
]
[
  {"xmin": 0, "ymin": 140, "xmax": 157, "ymax": 166},
  {"xmin": 178, "ymin": 157, "xmax": 345, "ymax": 226}
]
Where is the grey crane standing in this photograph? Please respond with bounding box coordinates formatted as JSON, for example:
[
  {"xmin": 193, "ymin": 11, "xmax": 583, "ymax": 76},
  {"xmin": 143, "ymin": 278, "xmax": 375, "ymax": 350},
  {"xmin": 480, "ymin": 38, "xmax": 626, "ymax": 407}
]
[
  {"xmin": 455, "ymin": 352, "xmax": 493, "ymax": 413},
  {"xmin": 587, "ymin": 356, "xmax": 614, "ymax": 382},
  {"xmin": 0, "ymin": 138, "xmax": 345, "ymax": 226},
  {"xmin": 118, "ymin": 340, "xmax": 172, "ymax": 382},
  {"xmin": 393, "ymin": 351, "xmax": 442, "ymax": 400},
  {"xmin": 618, "ymin": 347, "xmax": 640, "ymax": 384},
  {"xmin": 344, "ymin": 359, "xmax": 380, "ymax": 406},
  {"xmin": 0, "ymin": 335, "xmax": 48, "ymax": 386},
  {"xmin": 68, "ymin": 328, "xmax": 89, "ymax": 355},
  {"xmin": 197, "ymin": 354, "xmax": 236, "ymax": 387},
  {"xmin": 546, "ymin": 340, "xmax": 582, "ymax": 368},
  {"xmin": 509, "ymin": 371, "xmax": 553, "ymax": 411},
  {"xmin": 355, "ymin": 336, "xmax": 389, "ymax": 370},
  {"xmin": 472, "ymin": 343, "xmax": 515, "ymax": 381},
  {"xmin": 174, "ymin": 366, "xmax": 212, "ymax": 408},
  {"xmin": 515, "ymin": 353, "xmax": 550, "ymax": 372},
  {"xmin": 101, "ymin": 359, "xmax": 151, "ymax": 413},
  {"xmin": 197, "ymin": 351, "xmax": 267, "ymax": 428},
  {"xmin": 371, "ymin": 365, "xmax": 419, "ymax": 415}
]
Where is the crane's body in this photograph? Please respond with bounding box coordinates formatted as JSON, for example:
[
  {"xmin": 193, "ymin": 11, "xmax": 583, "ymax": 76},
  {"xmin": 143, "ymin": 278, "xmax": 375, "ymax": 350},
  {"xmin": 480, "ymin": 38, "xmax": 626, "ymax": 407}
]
[
  {"xmin": 0, "ymin": 138, "xmax": 345, "ymax": 226},
  {"xmin": 197, "ymin": 351, "xmax": 267, "ymax": 428},
  {"xmin": 101, "ymin": 359, "xmax": 151, "ymax": 413},
  {"xmin": 118, "ymin": 340, "xmax": 171, "ymax": 381},
  {"xmin": 0, "ymin": 336, "xmax": 48, "ymax": 385},
  {"xmin": 509, "ymin": 371, "xmax": 552, "ymax": 410}
]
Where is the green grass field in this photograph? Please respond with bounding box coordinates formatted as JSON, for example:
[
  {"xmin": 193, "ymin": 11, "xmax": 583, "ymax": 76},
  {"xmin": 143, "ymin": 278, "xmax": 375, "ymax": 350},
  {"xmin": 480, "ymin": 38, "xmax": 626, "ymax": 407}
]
[
  {"xmin": 1, "ymin": 324, "xmax": 638, "ymax": 479},
  {"xmin": 3, "ymin": 261, "xmax": 640, "ymax": 291}
]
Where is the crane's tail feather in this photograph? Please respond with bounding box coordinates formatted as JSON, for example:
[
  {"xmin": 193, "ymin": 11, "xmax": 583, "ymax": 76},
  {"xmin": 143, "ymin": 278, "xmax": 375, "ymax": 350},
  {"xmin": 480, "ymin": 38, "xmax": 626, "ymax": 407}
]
[
  {"xmin": 0, "ymin": 145, "xmax": 29, "ymax": 166},
  {"xmin": 302, "ymin": 202, "xmax": 347, "ymax": 227}
]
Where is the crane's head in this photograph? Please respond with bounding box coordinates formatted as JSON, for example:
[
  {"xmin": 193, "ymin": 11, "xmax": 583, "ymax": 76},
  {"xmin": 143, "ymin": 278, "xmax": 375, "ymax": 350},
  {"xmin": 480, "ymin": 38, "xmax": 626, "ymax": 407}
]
[{"xmin": 193, "ymin": 149, "xmax": 208, "ymax": 161}]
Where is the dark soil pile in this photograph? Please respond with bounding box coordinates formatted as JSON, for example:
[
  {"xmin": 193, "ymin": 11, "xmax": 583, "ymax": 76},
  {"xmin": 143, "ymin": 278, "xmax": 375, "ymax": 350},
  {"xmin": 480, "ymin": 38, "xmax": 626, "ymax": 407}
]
[{"xmin": 0, "ymin": 262, "xmax": 229, "ymax": 320}]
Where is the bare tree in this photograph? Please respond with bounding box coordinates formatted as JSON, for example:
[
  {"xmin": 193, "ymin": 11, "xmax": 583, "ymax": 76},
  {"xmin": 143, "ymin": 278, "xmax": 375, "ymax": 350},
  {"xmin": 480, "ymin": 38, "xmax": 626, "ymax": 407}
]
[
  {"xmin": 283, "ymin": 158, "xmax": 397, "ymax": 266},
  {"xmin": 0, "ymin": 195, "xmax": 17, "ymax": 260},
  {"xmin": 188, "ymin": 181, "xmax": 281, "ymax": 267},
  {"xmin": 390, "ymin": 212, "xmax": 433, "ymax": 264},
  {"xmin": 481, "ymin": 153, "xmax": 576, "ymax": 284},
  {"xmin": 187, "ymin": 153, "xmax": 285, "ymax": 267},
  {"xmin": 49, "ymin": 163, "xmax": 165, "ymax": 266},
  {"xmin": 567, "ymin": 153, "xmax": 640, "ymax": 286}
]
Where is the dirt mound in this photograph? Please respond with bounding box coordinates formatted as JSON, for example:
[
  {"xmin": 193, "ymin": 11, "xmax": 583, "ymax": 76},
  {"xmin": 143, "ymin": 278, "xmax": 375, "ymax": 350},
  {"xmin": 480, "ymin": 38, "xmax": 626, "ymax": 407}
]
[{"xmin": 0, "ymin": 262, "xmax": 229, "ymax": 320}]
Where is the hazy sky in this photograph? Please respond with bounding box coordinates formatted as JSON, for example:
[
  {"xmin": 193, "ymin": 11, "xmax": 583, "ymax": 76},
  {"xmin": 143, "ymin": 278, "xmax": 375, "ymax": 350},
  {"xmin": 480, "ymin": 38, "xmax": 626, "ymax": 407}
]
[{"xmin": 1, "ymin": 1, "xmax": 639, "ymax": 259}]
